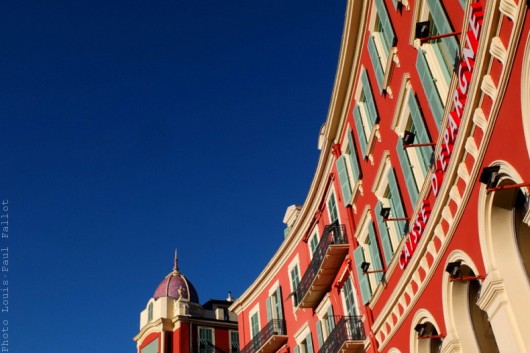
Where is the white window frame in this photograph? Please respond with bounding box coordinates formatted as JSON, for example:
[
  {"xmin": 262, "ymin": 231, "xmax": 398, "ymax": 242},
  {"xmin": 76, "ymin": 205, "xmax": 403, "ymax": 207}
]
[
  {"xmin": 393, "ymin": 78, "xmax": 432, "ymax": 200},
  {"xmin": 315, "ymin": 295, "xmax": 334, "ymax": 343},
  {"xmin": 368, "ymin": 0, "xmax": 399, "ymax": 92},
  {"xmin": 354, "ymin": 208, "xmax": 379, "ymax": 294},
  {"xmin": 339, "ymin": 126, "xmax": 363, "ymax": 210},
  {"xmin": 308, "ymin": 227, "xmax": 320, "ymax": 259},
  {"xmin": 248, "ymin": 304, "xmax": 260, "ymax": 338},
  {"xmin": 294, "ymin": 324, "xmax": 314, "ymax": 353},
  {"xmin": 288, "ymin": 255, "xmax": 301, "ymax": 308},
  {"xmin": 353, "ymin": 70, "xmax": 381, "ymax": 161},
  {"xmin": 267, "ymin": 280, "xmax": 283, "ymax": 321},
  {"xmin": 372, "ymin": 154, "xmax": 403, "ymax": 254},
  {"xmin": 327, "ymin": 188, "xmax": 340, "ymax": 224},
  {"xmin": 198, "ymin": 327, "xmax": 215, "ymax": 353}
]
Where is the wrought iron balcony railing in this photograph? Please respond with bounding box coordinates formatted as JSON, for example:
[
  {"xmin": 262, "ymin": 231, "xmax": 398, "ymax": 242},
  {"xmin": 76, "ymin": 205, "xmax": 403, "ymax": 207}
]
[
  {"xmin": 240, "ymin": 320, "xmax": 287, "ymax": 353},
  {"xmin": 319, "ymin": 316, "xmax": 365, "ymax": 353},
  {"xmin": 295, "ymin": 222, "xmax": 348, "ymax": 307}
]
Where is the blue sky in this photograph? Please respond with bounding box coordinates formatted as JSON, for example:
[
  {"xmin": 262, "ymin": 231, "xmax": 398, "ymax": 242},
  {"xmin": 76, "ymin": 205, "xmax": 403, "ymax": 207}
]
[{"xmin": 1, "ymin": 1, "xmax": 346, "ymax": 352}]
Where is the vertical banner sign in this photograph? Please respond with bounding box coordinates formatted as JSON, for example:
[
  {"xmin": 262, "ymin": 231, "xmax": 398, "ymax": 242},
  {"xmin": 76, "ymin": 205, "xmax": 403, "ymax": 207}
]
[{"xmin": 399, "ymin": 4, "xmax": 484, "ymax": 269}]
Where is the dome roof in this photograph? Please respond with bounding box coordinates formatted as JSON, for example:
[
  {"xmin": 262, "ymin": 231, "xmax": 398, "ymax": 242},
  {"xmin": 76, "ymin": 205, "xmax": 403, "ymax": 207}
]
[{"xmin": 153, "ymin": 253, "xmax": 199, "ymax": 303}]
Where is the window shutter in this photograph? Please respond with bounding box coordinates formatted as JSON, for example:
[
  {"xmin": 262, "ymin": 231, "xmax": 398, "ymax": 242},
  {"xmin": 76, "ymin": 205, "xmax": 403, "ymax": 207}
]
[
  {"xmin": 392, "ymin": 0, "xmax": 399, "ymax": 10},
  {"xmin": 266, "ymin": 297, "xmax": 272, "ymax": 322},
  {"xmin": 337, "ymin": 155, "xmax": 352, "ymax": 207},
  {"xmin": 375, "ymin": 0, "xmax": 395, "ymax": 53},
  {"xmin": 275, "ymin": 287, "xmax": 284, "ymax": 321},
  {"xmin": 396, "ymin": 137, "xmax": 419, "ymax": 206},
  {"xmin": 361, "ymin": 69, "xmax": 378, "ymax": 124},
  {"xmin": 375, "ymin": 202, "xmax": 394, "ymax": 265},
  {"xmin": 368, "ymin": 221, "xmax": 384, "ymax": 283},
  {"xmin": 416, "ymin": 50, "xmax": 444, "ymax": 128},
  {"xmin": 327, "ymin": 306, "xmax": 335, "ymax": 331},
  {"xmin": 427, "ymin": 0, "xmax": 458, "ymax": 66},
  {"xmin": 354, "ymin": 246, "xmax": 372, "ymax": 304},
  {"xmin": 306, "ymin": 334, "xmax": 314, "ymax": 353},
  {"xmin": 388, "ymin": 169, "xmax": 407, "ymax": 236},
  {"xmin": 347, "ymin": 129, "xmax": 361, "ymax": 180},
  {"xmin": 316, "ymin": 321, "xmax": 324, "ymax": 348},
  {"xmin": 353, "ymin": 105, "xmax": 368, "ymax": 157},
  {"xmin": 294, "ymin": 345, "xmax": 300, "ymax": 353},
  {"xmin": 368, "ymin": 36, "xmax": 385, "ymax": 92},
  {"xmin": 408, "ymin": 93, "xmax": 432, "ymax": 175}
]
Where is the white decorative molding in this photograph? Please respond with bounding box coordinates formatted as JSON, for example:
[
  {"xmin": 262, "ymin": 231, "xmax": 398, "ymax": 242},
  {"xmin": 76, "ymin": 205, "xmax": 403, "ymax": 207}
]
[
  {"xmin": 472, "ymin": 108, "xmax": 488, "ymax": 132},
  {"xmin": 490, "ymin": 36, "xmax": 508, "ymax": 64},
  {"xmin": 457, "ymin": 162, "xmax": 470, "ymax": 184},
  {"xmin": 464, "ymin": 137, "xmax": 478, "ymax": 159},
  {"xmin": 499, "ymin": 0, "xmax": 518, "ymax": 21},
  {"xmin": 481, "ymin": 74, "xmax": 498, "ymax": 101}
]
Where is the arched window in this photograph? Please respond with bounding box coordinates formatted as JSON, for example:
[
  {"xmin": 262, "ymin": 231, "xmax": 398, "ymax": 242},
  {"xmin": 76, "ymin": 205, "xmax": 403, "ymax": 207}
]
[{"xmin": 148, "ymin": 302, "xmax": 153, "ymax": 322}]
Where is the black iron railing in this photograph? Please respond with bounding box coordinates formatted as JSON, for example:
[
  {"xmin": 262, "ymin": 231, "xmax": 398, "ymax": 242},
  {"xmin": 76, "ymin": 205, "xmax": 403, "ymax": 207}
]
[
  {"xmin": 240, "ymin": 320, "xmax": 286, "ymax": 353},
  {"xmin": 294, "ymin": 222, "xmax": 348, "ymax": 305},
  {"xmin": 319, "ymin": 316, "xmax": 365, "ymax": 353}
]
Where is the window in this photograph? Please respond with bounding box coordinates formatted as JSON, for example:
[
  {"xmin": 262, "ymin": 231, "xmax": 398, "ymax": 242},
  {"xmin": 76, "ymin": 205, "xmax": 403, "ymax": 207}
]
[
  {"xmin": 295, "ymin": 333, "xmax": 314, "ymax": 353},
  {"xmin": 327, "ymin": 191, "xmax": 339, "ymax": 223},
  {"xmin": 141, "ymin": 338, "xmax": 159, "ymax": 353},
  {"xmin": 353, "ymin": 68, "xmax": 379, "ymax": 158},
  {"xmin": 342, "ymin": 277, "xmax": 359, "ymax": 316},
  {"xmin": 199, "ymin": 327, "xmax": 214, "ymax": 353},
  {"xmin": 230, "ymin": 331, "xmax": 239, "ymax": 353},
  {"xmin": 148, "ymin": 302, "xmax": 153, "ymax": 322},
  {"xmin": 308, "ymin": 230, "xmax": 320, "ymax": 258},
  {"xmin": 266, "ymin": 286, "xmax": 284, "ymax": 324},
  {"xmin": 336, "ymin": 127, "xmax": 362, "ymax": 207},
  {"xmin": 289, "ymin": 261, "xmax": 301, "ymax": 306},
  {"xmin": 396, "ymin": 91, "xmax": 433, "ymax": 205},
  {"xmin": 354, "ymin": 217, "xmax": 384, "ymax": 304},
  {"xmin": 316, "ymin": 305, "xmax": 336, "ymax": 348},
  {"xmin": 416, "ymin": 0, "xmax": 459, "ymax": 128},
  {"xmin": 250, "ymin": 311, "xmax": 260, "ymax": 338},
  {"xmin": 368, "ymin": 0, "xmax": 396, "ymax": 92},
  {"xmin": 374, "ymin": 168, "xmax": 407, "ymax": 266}
]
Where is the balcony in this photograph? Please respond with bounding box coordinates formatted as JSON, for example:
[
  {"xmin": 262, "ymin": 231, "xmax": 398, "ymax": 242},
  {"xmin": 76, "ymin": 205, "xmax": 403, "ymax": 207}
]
[
  {"xmin": 240, "ymin": 320, "xmax": 287, "ymax": 353},
  {"xmin": 319, "ymin": 316, "xmax": 365, "ymax": 353},
  {"xmin": 295, "ymin": 222, "xmax": 349, "ymax": 308}
]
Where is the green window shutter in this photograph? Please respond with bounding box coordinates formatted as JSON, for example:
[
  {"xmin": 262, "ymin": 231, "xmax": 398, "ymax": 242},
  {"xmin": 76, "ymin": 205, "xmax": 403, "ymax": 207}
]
[
  {"xmin": 427, "ymin": 0, "xmax": 458, "ymax": 66},
  {"xmin": 396, "ymin": 137, "xmax": 419, "ymax": 206},
  {"xmin": 306, "ymin": 334, "xmax": 314, "ymax": 353},
  {"xmin": 368, "ymin": 36, "xmax": 385, "ymax": 92},
  {"xmin": 361, "ymin": 69, "xmax": 378, "ymax": 123},
  {"xmin": 375, "ymin": 202, "xmax": 394, "ymax": 265},
  {"xmin": 141, "ymin": 338, "xmax": 159, "ymax": 353},
  {"xmin": 347, "ymin": 128, "xmax": 361, "ymax": 180},
  {"xmin": 275, "ymin": 287, "xmax": 284, "ymax": 320},
  {"xmin": 375, "ymin": 0, "xmax": 395, "ymax": 52},
  {"xmin": 354, "ymin": 246, "xmax": 372, "ymax": 304},
  {"xmin": 368, "ymin": 221, "xmax": 384, "ymax": 283},
  {"xmin": 353, "ymin": 105, "xmax": 368, "ymax": 157},
  {"xmin": 316, "ymin": 321, "xmax": 323, "ymax": 348},
  {"xmin": 408, "ymin": 93, "xmax": 432, "ymax": 175},
  {"xmin": 388, "ymin": 169, "xmax": 407, "ymax": 236},
  {"xmin": 327, "ymin": 306, "xmax": 335, "ymax": 331},
  {"xmin": 294, "ymin": 346, "xmax": 300, "ymax": 353},
  {"xmin": 392, "ymin": 0, "xmax": 399, "ymax": 10},
  {"xmin": 416, "ymin": 50, "xmax": 444, "ymax": 129},
  {"xmin": 337, "ymin": 155, "xmax": 353, "ymax": 207},
  {"xmin": 266, "ymin": 297, "xmax": 272, "ymax": 322}
]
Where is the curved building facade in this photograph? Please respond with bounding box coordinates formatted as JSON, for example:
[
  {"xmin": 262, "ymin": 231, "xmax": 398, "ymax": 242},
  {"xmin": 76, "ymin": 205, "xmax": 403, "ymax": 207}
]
[{"xmin": 230, "ymin": 1, "xmax": 530, "ymax": 353}]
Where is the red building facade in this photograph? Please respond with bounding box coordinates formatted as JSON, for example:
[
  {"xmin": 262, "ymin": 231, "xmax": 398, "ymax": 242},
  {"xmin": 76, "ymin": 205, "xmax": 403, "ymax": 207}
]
[{"xmin": 230, "ymin": 1, "xmax": 530, "ymax": 353}]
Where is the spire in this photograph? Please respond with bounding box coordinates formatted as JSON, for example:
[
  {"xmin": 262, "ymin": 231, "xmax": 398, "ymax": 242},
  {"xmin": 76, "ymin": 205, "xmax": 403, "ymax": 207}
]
[{"xmin": 173, "ymin": 249, "xmax": 179, "ymax": 273}]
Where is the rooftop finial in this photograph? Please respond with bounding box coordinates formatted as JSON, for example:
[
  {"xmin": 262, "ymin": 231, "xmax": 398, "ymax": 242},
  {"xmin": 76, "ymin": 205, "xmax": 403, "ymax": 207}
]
[{"xmin": 173, "ymin": 249, "xmax": 179, "ymax": 272}]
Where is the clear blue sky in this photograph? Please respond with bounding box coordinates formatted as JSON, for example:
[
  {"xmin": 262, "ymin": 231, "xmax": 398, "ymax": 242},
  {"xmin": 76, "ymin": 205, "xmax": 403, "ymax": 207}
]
[{"xmin": 1, "ymin": 1, "xmax": 346, "ymax": 352}]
